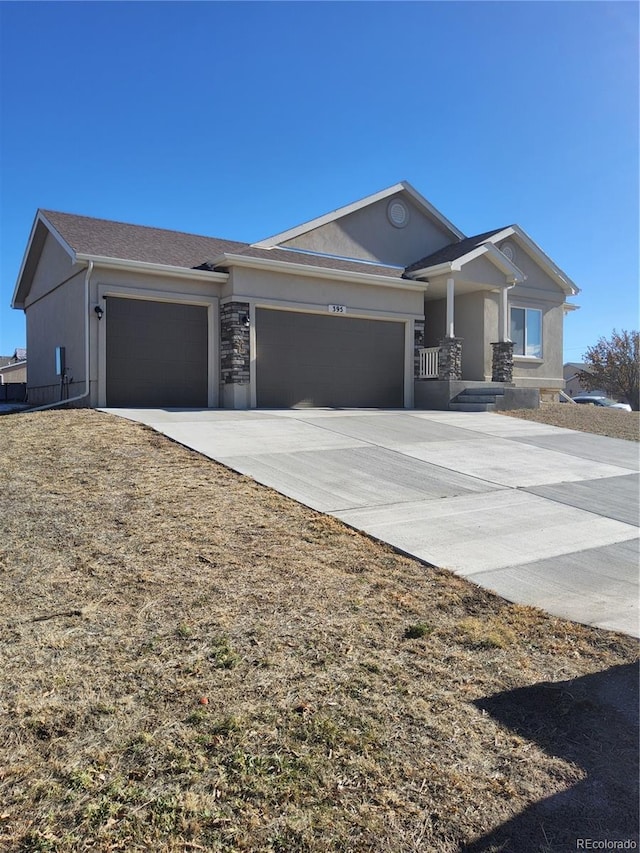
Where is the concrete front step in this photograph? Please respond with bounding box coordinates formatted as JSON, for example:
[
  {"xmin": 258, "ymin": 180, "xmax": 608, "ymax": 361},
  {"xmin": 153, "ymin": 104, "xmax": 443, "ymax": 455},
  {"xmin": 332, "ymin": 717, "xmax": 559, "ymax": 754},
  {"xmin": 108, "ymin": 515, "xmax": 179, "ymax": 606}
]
[
  {"xmin": 449, "ymin": 383, "xmax": 506, "ymax": 412},
  {"xmin": 456, "ymin": 386, "xmax": 506, "ymax": 397},
  {"xmin": 454, "ymin": 394, "xmax": 502, "ymax": 404},
  {"xmin": 449, "ymin": 402, "xmax": 496, "ymax": 412}
]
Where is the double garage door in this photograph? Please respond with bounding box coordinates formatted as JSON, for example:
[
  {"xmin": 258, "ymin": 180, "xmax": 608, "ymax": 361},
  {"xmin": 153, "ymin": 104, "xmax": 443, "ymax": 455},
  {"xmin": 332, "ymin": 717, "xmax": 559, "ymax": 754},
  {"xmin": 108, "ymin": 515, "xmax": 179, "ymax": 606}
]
[
  {"xmin": 105, "ymin": 299, "xmax": 405, "ymax": 409},
  {"xmin": 256, "ymin": 308, "xmax": 405, "ymax": 408},
  {"xmin": 106, "ymin": 297, "xmax": 208, "ymax": 407}
]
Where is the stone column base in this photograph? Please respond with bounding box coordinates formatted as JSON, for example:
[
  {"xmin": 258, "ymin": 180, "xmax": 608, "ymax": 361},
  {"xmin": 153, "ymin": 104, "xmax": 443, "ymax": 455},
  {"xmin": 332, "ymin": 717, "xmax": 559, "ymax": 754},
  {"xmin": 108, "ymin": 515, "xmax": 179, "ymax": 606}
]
[
  {"xmin": 438, "ymin": 337, "xmax": 463, "ymax": 381},
  {"xmin": 491, "ymin": 341, "xmax": 514, "ymax": 383}
]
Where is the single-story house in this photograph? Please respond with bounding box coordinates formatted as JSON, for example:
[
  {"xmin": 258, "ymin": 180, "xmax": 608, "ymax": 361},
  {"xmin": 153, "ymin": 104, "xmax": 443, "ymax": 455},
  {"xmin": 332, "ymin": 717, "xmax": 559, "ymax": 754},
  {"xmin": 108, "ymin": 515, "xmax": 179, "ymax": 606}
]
[
  {"xmin": 564, "ymin": 362, "xmax": 588, "ymax": 397},
  {"xmin": 0, "ymin": 349, "xmax": 27, "ymax": 384},
  {"xmin": 11, "ymin": 182, "xmax": 579, "ymax": 410}
]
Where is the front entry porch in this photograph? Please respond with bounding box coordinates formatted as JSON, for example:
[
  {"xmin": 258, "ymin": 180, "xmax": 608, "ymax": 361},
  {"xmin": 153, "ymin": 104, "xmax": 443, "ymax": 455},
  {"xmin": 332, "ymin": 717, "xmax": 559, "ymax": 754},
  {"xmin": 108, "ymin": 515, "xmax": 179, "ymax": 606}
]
[
  {"xmin": 415, "ymin": 276, "xmax": 515, "ymax": 383},
  {"xmin": 414, "ymin": 378, "xmax": 539, "ymax": 412}
]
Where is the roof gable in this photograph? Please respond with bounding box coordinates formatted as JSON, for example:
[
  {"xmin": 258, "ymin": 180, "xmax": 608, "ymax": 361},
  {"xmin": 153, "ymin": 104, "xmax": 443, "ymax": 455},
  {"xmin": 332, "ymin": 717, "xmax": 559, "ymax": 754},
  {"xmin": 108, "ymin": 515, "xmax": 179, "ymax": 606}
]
[
  {"xmin": 253, "ymin": 182, "xmax": 465, "ymax": 250},
  {"xmin": 482, "ymin": 226, "xmax": 579, "ymax": 295},
  {"xmin": 405, "ymin": 228, "xmax": 508, "ymax": 272},
  {"xmin": 250, "ymin": 182, "xmax": 466, "ymax": 268},
  {"xmin": 12, "ymin": 210, "xmax": 248, "ymax": 308}
]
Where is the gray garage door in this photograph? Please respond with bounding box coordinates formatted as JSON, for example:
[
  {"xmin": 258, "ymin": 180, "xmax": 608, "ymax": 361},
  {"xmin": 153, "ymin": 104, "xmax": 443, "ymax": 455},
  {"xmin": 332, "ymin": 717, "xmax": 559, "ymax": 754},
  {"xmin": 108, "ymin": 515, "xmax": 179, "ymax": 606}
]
[
  {"xmin": 256, "ymin": 309, "xmax": 404, "ymax": 408},
  {"xmin": 106, "ymin": 297, "xmax": 208, "ymax": 407}
]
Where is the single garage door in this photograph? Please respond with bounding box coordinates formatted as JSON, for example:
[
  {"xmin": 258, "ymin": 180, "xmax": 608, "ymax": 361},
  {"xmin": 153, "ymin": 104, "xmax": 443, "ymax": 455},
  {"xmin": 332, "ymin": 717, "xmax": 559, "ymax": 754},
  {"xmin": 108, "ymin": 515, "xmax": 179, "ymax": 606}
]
[
  {"xmin": 106, "ymin": 297, "xmax": 208, "ymax": 407},
  {"xmin": 256, "ymin": 309, "xmax": 404, "ymax": 408}
]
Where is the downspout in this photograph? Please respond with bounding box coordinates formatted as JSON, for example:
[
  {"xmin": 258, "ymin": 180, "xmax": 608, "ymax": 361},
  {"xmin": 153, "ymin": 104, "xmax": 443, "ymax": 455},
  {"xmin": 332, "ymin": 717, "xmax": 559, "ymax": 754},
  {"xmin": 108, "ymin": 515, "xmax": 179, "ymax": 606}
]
[{"xmin": 27, "ymin": 260, "xmax": 95, "ymax": 411}]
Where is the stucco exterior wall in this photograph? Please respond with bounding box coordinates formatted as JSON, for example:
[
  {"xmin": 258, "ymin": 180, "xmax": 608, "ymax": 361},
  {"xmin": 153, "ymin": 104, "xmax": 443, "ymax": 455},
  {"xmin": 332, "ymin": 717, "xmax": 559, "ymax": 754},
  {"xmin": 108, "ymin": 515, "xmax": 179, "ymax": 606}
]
[
  {"xmin": 281, "ymin": 194, "xmax": 454, "ymax": 267},
  {"xmin": 459, "ymin": 256, "xmax": 508, "ymax": 289},
  {"xmin": 228, "ymin": 266, "xmax": 424, "ymax": 318},
  {"xmin": 510, "ymin": 301, "xmax": 565, "ymax": 390},
  {"xmin": 26, "ymin": 271, "xmax": 87, "ymax": 405},
  {"xmin": 505, "ymin": 247, "xmax": 566, "ymax": 390},
  {"xmin": 454, "ymin": 292, "xmax": 488, "ymax": 381},
  {"xmin": 423, "ymin": 299, "xmax": 446, "ymax": 347},
  {"xmin": 25, "ymin": 233, "xmax": 79, "ymax": 304}
]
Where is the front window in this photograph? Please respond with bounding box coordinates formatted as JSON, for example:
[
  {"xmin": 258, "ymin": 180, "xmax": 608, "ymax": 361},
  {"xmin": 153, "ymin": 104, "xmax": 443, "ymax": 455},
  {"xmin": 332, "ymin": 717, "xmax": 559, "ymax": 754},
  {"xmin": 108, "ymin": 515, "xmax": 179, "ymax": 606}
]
[{"xmin": 510, "ymin": 307, "xmax": 542, "ymax": 358}]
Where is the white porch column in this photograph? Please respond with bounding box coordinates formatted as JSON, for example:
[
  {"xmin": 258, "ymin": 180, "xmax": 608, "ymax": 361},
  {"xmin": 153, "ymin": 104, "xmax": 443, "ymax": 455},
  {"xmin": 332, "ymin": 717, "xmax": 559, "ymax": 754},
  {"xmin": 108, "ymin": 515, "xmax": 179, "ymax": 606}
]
[
  {"xmin": 499, "ymin": 282, "xmax": 515, "ymax": 342},
  {"xmin": 446, "ymin": 277, "xmax": 455, "ymax": 338}
]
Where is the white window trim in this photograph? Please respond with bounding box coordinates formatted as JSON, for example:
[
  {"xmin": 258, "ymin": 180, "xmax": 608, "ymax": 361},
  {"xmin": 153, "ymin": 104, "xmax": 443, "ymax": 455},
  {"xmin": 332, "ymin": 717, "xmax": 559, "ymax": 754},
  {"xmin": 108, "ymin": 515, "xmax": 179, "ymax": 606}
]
[{"xmin": 510, "ymin": 305, "xmax": 543, "ymax": 359}]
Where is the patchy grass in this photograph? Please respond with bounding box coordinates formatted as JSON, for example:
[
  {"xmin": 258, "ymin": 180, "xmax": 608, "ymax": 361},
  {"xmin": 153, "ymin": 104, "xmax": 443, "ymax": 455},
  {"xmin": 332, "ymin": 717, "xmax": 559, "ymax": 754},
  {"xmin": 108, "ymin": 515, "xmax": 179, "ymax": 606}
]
[
  {"xmin": 0, "ymin": 410, "xmax": 637, "ymax": 852},
  {"xmin": 500, "ymin": 401, "xmax": 639, "ymax": 441}
]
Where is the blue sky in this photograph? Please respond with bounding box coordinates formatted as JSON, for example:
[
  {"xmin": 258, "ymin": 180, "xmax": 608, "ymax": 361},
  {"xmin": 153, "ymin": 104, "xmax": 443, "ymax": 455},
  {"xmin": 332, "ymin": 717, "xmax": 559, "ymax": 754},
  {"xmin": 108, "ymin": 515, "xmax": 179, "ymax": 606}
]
[{"xmin": 0, "ymin": 1, "xmax": 638, "ymax": 362}]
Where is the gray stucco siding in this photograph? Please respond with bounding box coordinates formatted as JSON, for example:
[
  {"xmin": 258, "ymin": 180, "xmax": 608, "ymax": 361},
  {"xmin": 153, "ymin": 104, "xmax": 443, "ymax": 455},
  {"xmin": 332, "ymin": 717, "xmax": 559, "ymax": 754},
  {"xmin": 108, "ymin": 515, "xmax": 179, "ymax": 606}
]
[
  {"xmin": 26, "ymin": 272, "xmax": 87, "ymax": 404},
  {"xmin": 281, "ymin": 194, "xmax": 454, "ymax": 268},
  {"xmin": 25, "ymin": 232, "xmax": 79, "ymax": 305}
]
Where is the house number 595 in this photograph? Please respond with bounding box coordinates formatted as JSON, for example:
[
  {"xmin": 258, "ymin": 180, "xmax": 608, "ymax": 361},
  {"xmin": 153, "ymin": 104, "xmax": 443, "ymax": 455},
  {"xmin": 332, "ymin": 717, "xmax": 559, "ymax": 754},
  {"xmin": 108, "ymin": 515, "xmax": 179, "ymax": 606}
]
[{"xmin": 328, "ymin": 304, "xmax": 346, "ymax": 314}]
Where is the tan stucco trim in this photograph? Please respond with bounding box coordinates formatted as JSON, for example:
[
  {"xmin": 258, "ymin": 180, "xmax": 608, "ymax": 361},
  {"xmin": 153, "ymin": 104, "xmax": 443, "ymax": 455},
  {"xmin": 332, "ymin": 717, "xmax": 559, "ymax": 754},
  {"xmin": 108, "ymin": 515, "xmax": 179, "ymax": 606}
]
[{"xmin": 210, "ymin": 253, "xmax": 427, "ymax": 292}]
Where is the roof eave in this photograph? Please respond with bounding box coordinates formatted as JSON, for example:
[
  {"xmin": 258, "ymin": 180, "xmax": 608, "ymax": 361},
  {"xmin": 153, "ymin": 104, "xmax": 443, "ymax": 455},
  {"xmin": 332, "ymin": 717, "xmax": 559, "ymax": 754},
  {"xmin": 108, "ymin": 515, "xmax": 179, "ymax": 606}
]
[
  {"xmin": 407, "ymin": 243, "xmax": 525, "ymax": 283},
  {"xmin": 209, "ymin": 252, "xmax": 429, "ymax": 291},
  {"xmin": 75, "ymin": 253, "xmax": 229, "ymax": 283}
]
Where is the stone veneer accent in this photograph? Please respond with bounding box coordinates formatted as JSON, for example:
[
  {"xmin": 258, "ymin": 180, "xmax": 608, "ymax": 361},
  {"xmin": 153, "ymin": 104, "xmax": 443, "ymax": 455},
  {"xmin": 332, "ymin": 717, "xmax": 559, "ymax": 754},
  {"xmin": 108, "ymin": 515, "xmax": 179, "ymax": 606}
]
[
  {"xmin": 438, "ymin": 337, "xmax": 463, "ymax": 381},
  {"xmin": 491, "ymin": 341, "xmax": 514, "ymax": 383},
  {"xmin": 413, "ymin": 319, "xmax": 425, "ymax": 379},
  {"xmin": 220, "ymin": 301, "xmax": 250, "ymax": 385}
]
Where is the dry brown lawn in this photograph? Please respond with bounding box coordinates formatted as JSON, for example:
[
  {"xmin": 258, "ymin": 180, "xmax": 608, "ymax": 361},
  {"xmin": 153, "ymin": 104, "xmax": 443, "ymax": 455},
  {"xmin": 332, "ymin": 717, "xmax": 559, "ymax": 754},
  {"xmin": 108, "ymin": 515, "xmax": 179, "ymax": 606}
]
[
  {"xmin": 499, "ymin": 402, "xmax": 639, "ymax": 441},
  {"xmin": 1, "ymin": 410, "xmax": 638, "ymax": 852}
]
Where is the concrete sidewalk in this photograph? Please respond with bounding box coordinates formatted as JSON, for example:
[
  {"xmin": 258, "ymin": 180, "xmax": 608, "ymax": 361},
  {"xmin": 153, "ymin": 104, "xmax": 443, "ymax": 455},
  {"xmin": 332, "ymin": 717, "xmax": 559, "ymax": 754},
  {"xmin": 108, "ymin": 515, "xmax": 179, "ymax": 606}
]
[{"xmin": 103, "ymin": 408, "xmax": 640, "ymax": 637}]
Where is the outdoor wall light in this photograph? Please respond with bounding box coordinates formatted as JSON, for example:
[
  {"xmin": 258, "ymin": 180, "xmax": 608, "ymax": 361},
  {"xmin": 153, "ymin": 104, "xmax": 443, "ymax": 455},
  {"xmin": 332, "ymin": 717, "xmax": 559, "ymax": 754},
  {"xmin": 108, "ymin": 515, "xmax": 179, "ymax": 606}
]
[
  {"xmin": 241, "ymin": 314, "xmax": 250, "ymax": 328},
  {"xmin": 94, "ymin": 305, "xmax": 104, "ymax": 320}
]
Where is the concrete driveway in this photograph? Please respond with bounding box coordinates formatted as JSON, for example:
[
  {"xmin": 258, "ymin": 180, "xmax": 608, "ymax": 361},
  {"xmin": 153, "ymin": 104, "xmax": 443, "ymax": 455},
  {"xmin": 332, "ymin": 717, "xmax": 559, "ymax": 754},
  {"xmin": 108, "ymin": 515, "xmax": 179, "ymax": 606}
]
[{"xmin": 104, "ymin": 408, "xmax": 640, "ymax": 638}]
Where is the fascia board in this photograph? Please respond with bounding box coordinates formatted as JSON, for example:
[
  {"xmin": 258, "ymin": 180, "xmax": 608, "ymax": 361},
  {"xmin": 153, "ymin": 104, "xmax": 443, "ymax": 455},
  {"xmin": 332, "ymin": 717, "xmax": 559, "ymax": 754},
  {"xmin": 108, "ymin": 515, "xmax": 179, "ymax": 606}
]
[
  {"xmin": 210, "ymin": 253, "xmax": 429, "ymax": 292},
  {"xmin": 400, "ymin": 181, "xmax": 466, "ymax": 240},
  {"xmin": 479, "ymin": 244, "xmax": 525, "ymax": 281},
  {"xmin": 75, "ymin": 253, "xmax": 229, "ymax": 283},
  {"xmin": 11, "ymin": 211, "xmax": 77, "ymax": 308},
  {"xmin": 563, "ymin": 302, "xmax": 580, "ymax": 312},
  {"xmin": 484, "ymin": 226, "xmax": 579, "ymax": 295},
  {"xmin": 407, "ymin": 261, "xmax": 453, "ymax": 280},
  {"xmin": 252, "ymin": 180, "xmax": 465, "ymax": 248},
  {"xmin": 252, "ymin": 183, "xmax": 407, "ymax": 248},
  {"xmin": 407, "ymin": 244, "xmax": 524, "ymax": 283}
]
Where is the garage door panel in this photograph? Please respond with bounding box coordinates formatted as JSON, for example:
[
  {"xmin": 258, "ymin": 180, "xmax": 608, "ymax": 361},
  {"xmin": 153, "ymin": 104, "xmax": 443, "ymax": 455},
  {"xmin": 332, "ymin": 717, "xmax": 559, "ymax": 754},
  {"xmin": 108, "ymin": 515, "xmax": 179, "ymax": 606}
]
[
  {"xmin": 256, "ymin": 309, "xmax": 404, "ymax": 408},
  {"xmin": 106, "ymin": 297, "xmax": 208, "ymax": 407}
]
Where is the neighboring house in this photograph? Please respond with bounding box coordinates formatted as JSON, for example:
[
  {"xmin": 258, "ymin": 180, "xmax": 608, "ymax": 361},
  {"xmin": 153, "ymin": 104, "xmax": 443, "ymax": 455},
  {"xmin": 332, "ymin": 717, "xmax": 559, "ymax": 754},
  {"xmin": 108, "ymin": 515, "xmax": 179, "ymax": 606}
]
[
  {"xmin": 0, "ymin": 349, "xmax": 27, "ymax": 384},
  {"xmin": 11, "ymin": 182, "xmax": 579, "ymax": 410},
  {"xmin": 564, "ymin": 362, "xmax": 596, "ymax": 398}
]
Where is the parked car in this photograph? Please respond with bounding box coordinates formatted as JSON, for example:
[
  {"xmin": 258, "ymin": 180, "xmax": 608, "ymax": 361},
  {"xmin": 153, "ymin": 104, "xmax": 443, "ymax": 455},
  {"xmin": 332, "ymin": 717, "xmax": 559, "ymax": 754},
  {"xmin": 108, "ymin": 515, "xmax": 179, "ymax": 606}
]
[{"xmin": 572, "ymin": 395, "xmax": 632, "ymax": 412}]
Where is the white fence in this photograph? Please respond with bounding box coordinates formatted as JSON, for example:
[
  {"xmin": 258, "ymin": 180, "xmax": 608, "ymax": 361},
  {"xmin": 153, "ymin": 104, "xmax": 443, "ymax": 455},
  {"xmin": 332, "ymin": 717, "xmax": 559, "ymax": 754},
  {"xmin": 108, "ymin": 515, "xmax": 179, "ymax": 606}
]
[{"xmin": 418, "ymin": 347, "xmax": 439, "ymax": 379}]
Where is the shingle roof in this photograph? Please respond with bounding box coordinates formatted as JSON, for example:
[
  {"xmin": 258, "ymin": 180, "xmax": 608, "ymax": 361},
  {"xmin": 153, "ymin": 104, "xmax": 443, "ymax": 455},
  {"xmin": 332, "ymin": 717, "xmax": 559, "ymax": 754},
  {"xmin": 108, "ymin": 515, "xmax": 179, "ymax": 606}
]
[
  {"xmin": 41, "ymin": 210, "xmax": 248, "ymax": 269},
  {"xmin": 405, "ymin": 227, "xmax": 509, "ymax": 273}
]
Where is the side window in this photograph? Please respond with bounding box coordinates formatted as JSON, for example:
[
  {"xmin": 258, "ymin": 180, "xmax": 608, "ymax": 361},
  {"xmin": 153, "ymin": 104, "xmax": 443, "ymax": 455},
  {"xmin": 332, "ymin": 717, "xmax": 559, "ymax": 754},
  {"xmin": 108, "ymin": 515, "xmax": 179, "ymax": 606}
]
[{"xmin": 510, "ymin": 307, "xmax": 542, "ymax": 358}]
